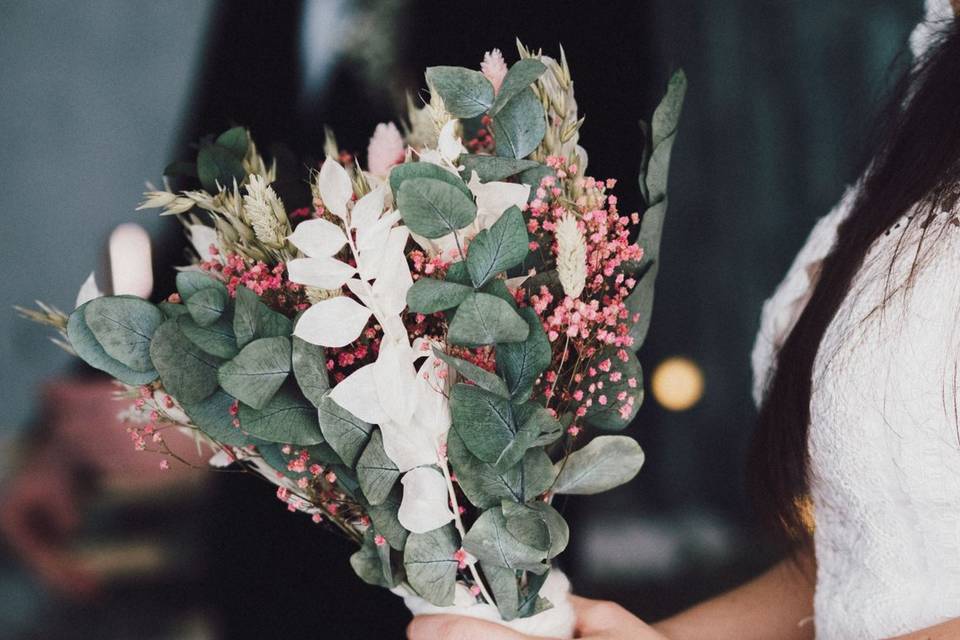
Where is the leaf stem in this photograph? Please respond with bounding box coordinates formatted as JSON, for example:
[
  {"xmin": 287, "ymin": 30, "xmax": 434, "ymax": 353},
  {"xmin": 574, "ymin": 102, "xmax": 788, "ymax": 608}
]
[{"xmin": 440, "ymin": 453, "xmax": 494, "ymax": 606}]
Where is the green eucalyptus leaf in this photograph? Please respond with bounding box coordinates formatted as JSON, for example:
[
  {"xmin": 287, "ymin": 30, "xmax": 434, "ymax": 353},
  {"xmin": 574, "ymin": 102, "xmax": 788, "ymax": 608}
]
[
  {"xmin": 465, "ymin": 206, "xmax": 529, "ymax": 288},
  {"xmin": 179, "ymin": 389, "xmax": 250, "ymax": 447},
  {"xmin": 197, "ymin": 144, "xmax": 246, "ymax": 192},
  {"xmin": 178, "ymin": 315, "xmax": 239, "ymax": 359},
  {"xmin": 389, "ymin": 161, "xmax": 472, "ymax": 200},
  {"xmin": 490, "ymin": 58, "xmax": 547, "ymax": 115},
  {"xmin": 432, "ymin": 348, "xmax": 509, "ymax": 398},
  {"xmin": 404, "ymin": 524, "xmax": 460, "ymax": 606},
  {"xmin": 351, "ymin": 529, "xmax": 400, "ymax": 588},
  {"xmin": 217, "ymin": 336, "xmax": 291, "ymax": 410},
  {"xmin": 448, "ymin": 292, "xmax": 528, "ymax": 347},
  {"xmin": 447, "ymin": 431, "xmax": 554, "ymax": 508},
  {"xmin": 185, "ymin": 286, "xmax": 228, "ymax": 327},
  {"xmin": 501, "ymin": 501, "xmax": 568, "ymax": 559},
  {"xmin": 84, "ymin": 296, "xmax": 163, "ymax": 372},
  {"xmin": 238, "ymin": 385, "xmax": 323, "ymax": 445},
  {"xmin": 159, "ymin": 301, "xmax": 189, "ymax": 319},
  {"xmin": 495, "ymin": 307, "xmax": 551, "ymax": 402},
  {"xmin": 552, "ymin": 435, "xmax": 645, "ymax": 495},
  {"xmin": 356, "ymin": 429, "xmax": 399, "ymax": 506},
  {"xmin": 317, "ymin": 395, "xmax": 373, "ymax": 466},
  {"xmin": 463, "ymin": 507, "xmax": 548, "ymax": 574},
  {"xmin": 397, "ymin": 177, "xmax": 477, "ymax": 240},
  {"xmin": 163, "ymin": 160, "xmax": 197, "ymax": 178},
  {"xmin": 366, "ymin": 487, "xmax": 408, "ymax": 550},
  {"xmin": 518, "ymin": 569, "xmax": 553, "ymax": 618},
  {"xmin": 450, "ymin": 384, "xmax": 516, "ymax": 464},
  {"xmin": 406, "ymin": 277, "xmax": 473, "ymax": 314},
  {"xmin": 175, "ymin": 271, "xmax": 226, "ymax": 301},
  {"xmin": 513, "ymin": 401, "xmax": 563, "ymax": 447},
  {"xmin": 459, "ymin": 155, "xmax": 540, "ymax": 182},
  {"xmin": 215, "ymin": 126, "xmax": 249, "ymax": 158},
  {"xmin": 492, "ymin": 88, "xmax": 546, "ymax": 159},
  {"xmin": 483, "ymin": 564, "xmax": 520, "ymax": 621},
  {"xmin": 292, "ymin": 336, "xmax": 329, "ymax": 406},
  {"xmin": 629, "ymin": 70, "xmax": 686, "ymax": 348},
  {"xmin": 582, "ymin": 349, "xmax": 643, "ymax": 430},
  {"xmin": 150, "ymin": 319, "xmax": 222, "ymax": 403},
  {"xmin": 66, "ymin": 302, "xmax": 158, "ymax": 386},
  {"xmin": 425, "ymin": 66, "xmax": 495, "ymax": 119},
  {"xmin": 233, "ymin": 286, "xmax": 292, "ymax": 348}
]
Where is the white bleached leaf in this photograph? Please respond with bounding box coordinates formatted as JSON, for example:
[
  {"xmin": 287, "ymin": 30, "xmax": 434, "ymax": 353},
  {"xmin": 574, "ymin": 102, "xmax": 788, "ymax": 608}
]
[
  {"xmin": 288, "ymin": 218, "xmax": 348, "ymax": 257},
  {"xmin": 294, "ymin": 295, "xmax": 371, "ymax": 347},
  {"xmin": 371, "ymin": 227, "xmax": 413, "ymax": 316},
  {"xmin": 75, "ymin": 271, "xmax": 103, "ymax": 309},
  {"xmin": 505, "ymin": 274, "xmax": 530, "ymax": 291},
  {"xmin": 356, "ymin": 211, "xmax": 401, "ymax": 279},
  {"xmin": 209, "ymin": 450, "xmax": 234, "ymax": 468},
  {"xmin": 398, "ymin": 466, "xmax": 454, "ymax": 533},
  {"xmin": 287, "ymin": 256, "xmax": 356, "ymax": 289},
  {"xmin": 467, "ymin": 171, "xmax": 531, "ymax": 229},
  {"xmin": 317, "ymin": 156, "xmax": 353, "ymax": 219},
  {"xmin": 373, "ymin": 338, "xmax": 418, "ymax": 427},
  {"xmin": 329, "ymin": 363, "xmax": 388, "ymax": 425},
  {"xmin": 188, "ymin": 225, "xmax": 219, "ymax": 261},
  {"xmin": 379, "ymin": 419, "xmax": 440, "ymax": 472},
  {"xmin": 438, "ymin": 119, "xmax": 467, "ymax": 165},
  {"xmin": 411, "ymin": 351, "xmax": 451, "ymax": 442},
  {"xmin": 350, "ymin": 186, "xmax": 386, "ymax": 230}
]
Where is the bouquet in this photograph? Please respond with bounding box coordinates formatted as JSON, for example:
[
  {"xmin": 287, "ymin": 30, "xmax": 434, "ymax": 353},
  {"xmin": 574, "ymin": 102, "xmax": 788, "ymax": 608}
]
[{"xmin": 21, "ymin": 43, "xmax": 685, "ymax": 637}]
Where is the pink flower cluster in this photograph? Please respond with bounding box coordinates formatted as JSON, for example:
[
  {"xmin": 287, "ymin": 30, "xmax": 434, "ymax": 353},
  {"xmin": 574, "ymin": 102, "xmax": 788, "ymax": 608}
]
[{"xmin": 200, "ymin": 251, "xmax": 310, "ymax": 315}]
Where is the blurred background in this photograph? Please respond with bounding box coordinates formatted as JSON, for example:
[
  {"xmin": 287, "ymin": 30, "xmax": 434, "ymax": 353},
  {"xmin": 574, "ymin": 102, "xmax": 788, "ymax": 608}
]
[{"xmin": 0, "ymin": 0, "xmax": 922, "ymax": 638}]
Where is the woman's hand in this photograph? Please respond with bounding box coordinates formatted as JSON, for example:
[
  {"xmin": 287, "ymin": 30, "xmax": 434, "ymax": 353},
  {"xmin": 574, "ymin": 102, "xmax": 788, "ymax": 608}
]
[{"xmin": 406, "ymin": 595, "xmax": 669, "ymax": 640}]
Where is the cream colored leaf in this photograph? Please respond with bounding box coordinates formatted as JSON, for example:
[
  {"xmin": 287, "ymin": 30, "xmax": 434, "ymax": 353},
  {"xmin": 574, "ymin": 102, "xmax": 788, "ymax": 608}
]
[
  {"xmin": 350, "ymin": 186, "xmax": 386, "ymax": 230},
  {"xmin": 288, "ymin": 218, "xmax": 348, "ymax": 257},
  {"xmin": 317, "ymin": 156, "xmax": 353, "ymax": 219},
  {"xmin": 75, "ymin": 271, "xmax": 103, "ymax": 309},
  {"xmin": 293, "ymin": 295, "xmax": 370, "ymax": 347},
  {"xmin": 329, "ymin": 363, "xmax": 388, "ymax": 425},
  {"xmin": 287, "ymin": 256, "xmax": 355, "ymax": 289},
  {"xmin": 398, "ymin": 466, "xmax": 454, "ymax": 533}
]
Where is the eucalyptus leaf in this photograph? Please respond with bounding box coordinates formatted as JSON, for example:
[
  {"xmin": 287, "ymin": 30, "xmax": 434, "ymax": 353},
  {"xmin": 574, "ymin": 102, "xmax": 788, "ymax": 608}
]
[
  {"xmin": 67, "ymin": 303, "xmax": 158, "ymax": 386},
  {"xmin": 450, "ymin": 383, "xmax": 516, "ymax": 464},
  {"xmin": 459, "ymin": 155, "xmax": 540, "ymax": 182},
  {"xmin": 150, "ymin": 318, "xmax": 222, "ymax": 403},
  {"xmin": 179, "ymin": 389, "xmax": 250, "ymax": 447},
  {"xmin": 175, "ymin": 271, "xmax": 227, "ymax": 301},
  {"xmin": 292, "ymin": 337, "xmax": 329, "ymax": 406},
  {"xmin": 404, "ymin": 524, "xmax": 460, "ymax": 606},
  {"xmin": 178, "ymin": 315, "xmax": 239, "ymax": 359},
  {"xmin": 159, "ymin": 301, "xmax": 189, "ymax": 319},
  {"xmin": 512, "ymin": 401, "xmax": 563, "ymax": 447},
  {"xmin": 238, "ymin": 385, "xmax": 323, "ymax": 445},
  {"xmin": 492, "ymin": 88, "xmax": 546, "ymax": 159},
  {"xmin": 406, "ymin": 277, "xmax": 473, "ymax": 314},
  {"xmin": 185, "ymin": 286, "xmax": 228, "ymax": 327},
  {"xmin": 356, "ymin": 429, "xmax": 399, "ymax": 506},
  {"xmin": 366, "ymin": 487, "xmax": 408, "ymax": 550},
  {"xmin": 448, "ymin": 292, "xmax": 528, "ymax": 347},
  {"xmin": 502, "ymin": 501, "xmax": 568, "ymax": 559},
  {"xmin": 490, "ymin": 58, "xmax": 547, "ymax": 115},
  {"xmin": 462, "ymin": 507, "xmax": 548, "ymax": 574},
  {"xmin": 447, "ymin": 430, "xmax": 554, "ymax": 508},
  {"xmin": 425, "ymin": 66, "xmax": 495, "ymax": 118},
  {"xmin": 465, "ymin": 206, "xmax": 529, "ymax": 288},
  {"xmin": 217, "ymin": 336, "xmax": 291, "ymax": 410},
  {"xmin": 397, "ymin": 177, "xmax": 477, "ymax": 240},
  {"xmin": 432, "ymin": 348, "xmax": 509, "ymax": 398},
  {"xmin": 483, "ymin": 564, "xmax": 520, "ymax": 621},
  {"xmin": 197, "ymin": 144, "xmax": 246, "ymax": 192},
  {"xmin": 84, "ymin": 296, "xmax": 163, "ymax": 372},
  {"xmin": 389, "ymin": 161, "xmax": 472, "ymax": 200},
  {"xmin": 552, "ymin": 435, "xmax": 645, "ymax": 495},
  {"xmin": 317, "ymin": 394, "xmax": 373, "ymax": 466},
  {"xmin": 351, "ymin": 529, "xmax": 400, "ymax": 588},
  {"xmin": 234, "ymin": 286, "xmax": 292, "ymax": 348},
  {"xmin": 215, "ymin": 126, "xmax": 249, "ymax": 158},
  {"xmin": 495, "ymin": 307, "xmax": 551, "ymax": 402}
]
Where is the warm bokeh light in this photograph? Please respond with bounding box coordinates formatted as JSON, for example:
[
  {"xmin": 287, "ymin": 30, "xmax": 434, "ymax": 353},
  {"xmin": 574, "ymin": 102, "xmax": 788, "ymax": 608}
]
[{"xmin": 651, "ymin": 357, "xmax": 704, "ymax": 411}]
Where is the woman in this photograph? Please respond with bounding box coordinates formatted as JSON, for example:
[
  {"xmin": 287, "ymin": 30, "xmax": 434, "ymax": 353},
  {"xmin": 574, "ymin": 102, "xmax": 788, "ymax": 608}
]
[{"xmin": 409, "ymin": 1, "xmax": 960, "ymax": 638}]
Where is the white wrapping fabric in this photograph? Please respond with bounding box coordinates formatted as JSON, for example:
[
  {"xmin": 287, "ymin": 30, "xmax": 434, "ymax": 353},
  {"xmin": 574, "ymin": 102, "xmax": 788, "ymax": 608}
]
[{"xmin": 394, "ymin": 569, "xmax": 576, "ymax": 639}]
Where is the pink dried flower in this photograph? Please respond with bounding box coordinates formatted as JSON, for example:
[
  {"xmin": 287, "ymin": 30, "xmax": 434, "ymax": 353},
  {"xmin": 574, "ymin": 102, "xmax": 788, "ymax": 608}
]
[
  {"xmin": 481, "ymin": 49, "xmax": 508, "ymax": 94},
  {"xmin": 366, "ymin": 122, "xmax": 405, "ymax": 177}
]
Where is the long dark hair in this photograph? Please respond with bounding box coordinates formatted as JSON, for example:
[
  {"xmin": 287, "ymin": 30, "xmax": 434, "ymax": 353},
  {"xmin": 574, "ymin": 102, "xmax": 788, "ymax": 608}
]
[{"xmin": 749, "ymin": 18, "xmax": 960, "ymax": 543}]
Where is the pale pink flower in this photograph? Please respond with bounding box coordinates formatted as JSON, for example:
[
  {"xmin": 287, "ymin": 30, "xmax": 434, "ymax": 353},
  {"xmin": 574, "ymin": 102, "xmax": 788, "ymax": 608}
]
[
  {"xmin": 481, "ymin": 49, "xmax": 508, "ymax": 94},
  {"xmin": 366, "ymin": 122, "xmax": 405, "ymax": 177}
]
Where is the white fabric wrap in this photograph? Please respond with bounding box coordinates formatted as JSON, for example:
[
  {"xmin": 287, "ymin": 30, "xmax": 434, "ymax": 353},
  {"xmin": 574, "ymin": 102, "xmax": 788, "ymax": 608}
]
[
  {"xmin": 910, "ymin": 0, "xmax": 954, "ymax": 58},
  {"xmin": 393, "ymin": 569, "xmax": 576, "ymax": 638}
]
